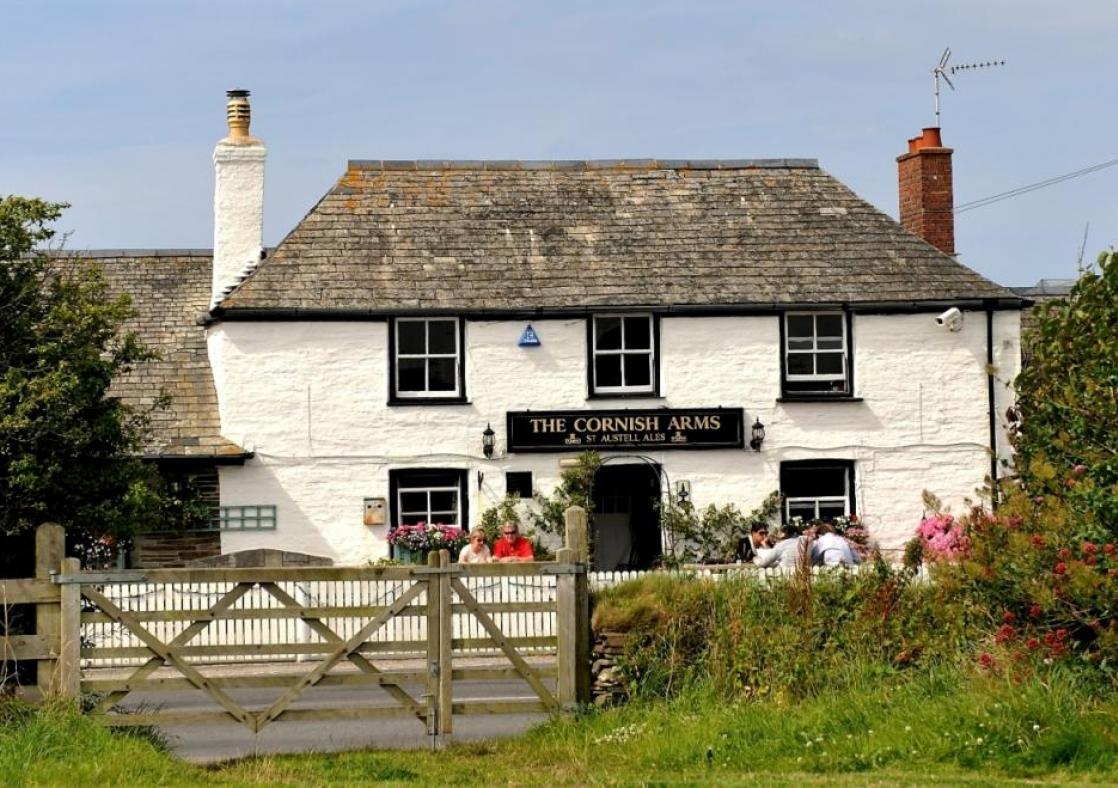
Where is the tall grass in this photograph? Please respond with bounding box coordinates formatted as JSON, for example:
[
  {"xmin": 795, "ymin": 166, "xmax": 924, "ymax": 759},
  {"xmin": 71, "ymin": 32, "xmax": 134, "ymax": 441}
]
[
  {"xmin": 0, "ymin": 700, "xmax": 188, "ymax": 786},
  {"xmin": 593, "ymin": 565, "xmax": 986, "ymax": 701}
]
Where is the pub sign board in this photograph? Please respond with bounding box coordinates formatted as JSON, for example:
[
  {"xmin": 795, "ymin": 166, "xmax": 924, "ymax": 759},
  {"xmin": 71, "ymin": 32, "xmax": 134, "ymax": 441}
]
[{"xmin": 506, "ymin": 408, "xmax": 745, "ymax": 452}]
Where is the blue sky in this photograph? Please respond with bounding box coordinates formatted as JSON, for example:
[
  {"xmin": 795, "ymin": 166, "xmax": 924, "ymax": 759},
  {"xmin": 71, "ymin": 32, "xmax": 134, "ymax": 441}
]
[{"xmin": 3, "ymin": 0, "xmax": 1115, "ymax": 286}]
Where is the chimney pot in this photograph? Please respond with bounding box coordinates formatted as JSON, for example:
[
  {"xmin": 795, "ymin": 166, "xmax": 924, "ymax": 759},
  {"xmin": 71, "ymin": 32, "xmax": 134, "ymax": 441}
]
[
  {"xmin": 225, "ymin": 89, "xmax": 252, "ymax": 141},
  {"xmin": 920, "ymin": 127, "xmax": 943, "ymax": 148}
]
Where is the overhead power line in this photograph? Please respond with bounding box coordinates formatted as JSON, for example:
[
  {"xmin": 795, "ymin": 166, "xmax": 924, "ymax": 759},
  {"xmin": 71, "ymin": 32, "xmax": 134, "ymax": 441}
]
[{"xmin": 955, "ymin": 157, "xmax": 1118, "ymax": 214}]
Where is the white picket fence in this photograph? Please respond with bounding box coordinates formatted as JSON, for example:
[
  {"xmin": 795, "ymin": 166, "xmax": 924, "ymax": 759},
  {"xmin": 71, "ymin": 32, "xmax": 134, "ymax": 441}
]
[
  {"xmin": 588, "ymin": 562, "xmax": 926, "ymax": 591},
  {"xmin": 81, "ymin": 564, "xmax": 921, "ymax": 669}
]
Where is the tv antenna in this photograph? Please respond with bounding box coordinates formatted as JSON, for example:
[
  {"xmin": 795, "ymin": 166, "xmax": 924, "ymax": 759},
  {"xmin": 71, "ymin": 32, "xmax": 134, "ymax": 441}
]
[{"xmin": 932, "ymin": 48, "xmax": 1006, "ymax": 126}]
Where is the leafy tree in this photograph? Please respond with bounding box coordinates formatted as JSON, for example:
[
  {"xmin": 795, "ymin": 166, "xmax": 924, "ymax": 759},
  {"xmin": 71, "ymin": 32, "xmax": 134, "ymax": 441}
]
[
  {"xmin": 1011, "ymin": 249, "xmax": 1118, "ymax": 540},
  {"xmin": 1, "ymin": 196, "xmax": 161, "ymax": 567}
]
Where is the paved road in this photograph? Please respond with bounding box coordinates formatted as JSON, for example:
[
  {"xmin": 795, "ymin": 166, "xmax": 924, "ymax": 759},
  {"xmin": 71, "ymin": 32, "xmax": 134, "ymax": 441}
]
[{"xmin": 113, "ymin": 676, "xmax": 550, "ymax": 763}]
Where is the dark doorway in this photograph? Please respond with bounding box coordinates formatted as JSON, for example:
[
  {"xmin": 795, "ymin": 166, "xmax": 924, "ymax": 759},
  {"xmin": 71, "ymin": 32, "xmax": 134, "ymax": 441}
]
[{"xmin": 591, "ymin": 462, "xmax": 662, "ymax": 570}]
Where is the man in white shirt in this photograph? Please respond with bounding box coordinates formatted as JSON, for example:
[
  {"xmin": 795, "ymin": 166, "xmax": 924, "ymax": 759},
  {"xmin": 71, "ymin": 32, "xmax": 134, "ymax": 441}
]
[{"xmin": 811, "ymin": 523, "xmax": 861, "ymax": 566}]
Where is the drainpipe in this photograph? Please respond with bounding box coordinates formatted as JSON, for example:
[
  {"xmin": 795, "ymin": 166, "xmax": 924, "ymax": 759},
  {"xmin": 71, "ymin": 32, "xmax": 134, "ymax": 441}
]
[{"xmin": 986, "ymin": 307, "xmax": 999, "ymax": 509}]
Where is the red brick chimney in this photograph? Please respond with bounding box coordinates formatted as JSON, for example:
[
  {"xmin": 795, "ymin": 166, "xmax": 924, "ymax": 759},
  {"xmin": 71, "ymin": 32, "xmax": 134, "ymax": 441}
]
[{"xmin": 897, "ymin": 127, "xmax": 954, "ymax": 256}]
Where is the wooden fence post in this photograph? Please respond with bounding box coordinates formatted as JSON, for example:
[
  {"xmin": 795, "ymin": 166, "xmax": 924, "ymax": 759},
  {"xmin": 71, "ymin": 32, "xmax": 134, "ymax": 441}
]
[
  {"xmin": 425, "ymin": 551, "xmax": 441, "ymax": 737},
  {"xmin": 425, "ymin": 550, "xmax": 453, "ymax": 740},
  {"xmin": 564, "ymin": 506, "xmax": 588, "ymax": 564},
  {"xmin": 437, "ymin": 549, "xmax": 452, "ymax": 737},
  {"xmin": 35, "ymin": 523, "xmax": 64, "ymax": 696},
  {"xmin": 555, "ymin": 546, "xmax": 578, "ymax": 711},
  {"xmin": 58, "ymin": 557, "xmax": 82, "ymax": 702},
  {"xmin": 561, "ymin": 506, "xmax": 591, "ymax": 706}
]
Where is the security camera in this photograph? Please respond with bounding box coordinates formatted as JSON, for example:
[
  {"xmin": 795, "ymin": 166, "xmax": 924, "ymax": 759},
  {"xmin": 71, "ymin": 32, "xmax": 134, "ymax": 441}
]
[{"xmin": 935, "ymin": 307, "xmax": 964, "ymax": 332}]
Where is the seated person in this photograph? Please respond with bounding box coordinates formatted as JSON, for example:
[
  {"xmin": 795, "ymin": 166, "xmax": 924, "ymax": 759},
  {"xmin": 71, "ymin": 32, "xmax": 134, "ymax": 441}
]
[
  {"xmin": 811, "ymin": 523, "xmax": 861, "ymax": 566},
  {"xmin": 754, "ymin": 523, "xmax": 809, "ymax": 569},
  {"xmin": 735, "ymin": 523, "xmax": 771, "ymax": 563},
  {"xmin": 492, "ymin": 522, "xmax": 534, "ymax": 562},
  {"xmin": 458, "ymin": 529, "xmax": 491, "ymax": 564}
]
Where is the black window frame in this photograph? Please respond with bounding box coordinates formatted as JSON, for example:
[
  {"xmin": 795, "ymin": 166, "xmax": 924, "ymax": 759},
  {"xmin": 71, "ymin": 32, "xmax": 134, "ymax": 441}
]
[
  {"xmin": 587, "ymin": 313, "xmax": 661, "ymax": 398},
  {"xmin": 388, "ymin": 317, "xmax": 467, "ymax": 405},
  {"xmin": 779, "ymin": 460, "xmax": 856, "ymax": 524},
  {"xmin": 388, "ymin": 468, "xmax": 469, "ymax": 531},
  {"xmin": 779, "ymin": 310, "xmax": 855, "ymax": 399}
]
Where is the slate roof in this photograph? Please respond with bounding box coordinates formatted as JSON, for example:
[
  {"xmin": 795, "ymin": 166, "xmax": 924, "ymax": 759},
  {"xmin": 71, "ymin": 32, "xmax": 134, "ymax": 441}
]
[
  {"xmin": 80, "ymin": 251, "xmax": 247, "ymax": 460},
  {"xmin": 1011, "ymin": 279, "xmax": 1072, "ymax": 347},
  {"xmin": 219, "ymin": 159, "xmax": 1020, "ymax": 314}
]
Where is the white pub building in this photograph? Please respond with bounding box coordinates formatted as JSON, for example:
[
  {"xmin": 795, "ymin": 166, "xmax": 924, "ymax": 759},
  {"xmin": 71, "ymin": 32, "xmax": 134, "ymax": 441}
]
[{"xmin": 107, "ymin": 92, "xmax": 1025, "ymax": 568}]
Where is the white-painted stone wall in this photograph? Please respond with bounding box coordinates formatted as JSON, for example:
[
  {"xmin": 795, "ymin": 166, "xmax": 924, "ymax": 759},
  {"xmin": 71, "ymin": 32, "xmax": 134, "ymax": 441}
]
[{"xmin": 207, "ymin": 310, "xmax": 1020, "ymax": 564}]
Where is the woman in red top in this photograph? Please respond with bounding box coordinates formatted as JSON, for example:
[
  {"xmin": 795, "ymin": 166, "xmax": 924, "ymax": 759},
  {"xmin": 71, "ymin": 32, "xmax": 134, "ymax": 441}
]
[{"xmin": 492, "ymin": 522, "xmax": 534, "ymax": 562}]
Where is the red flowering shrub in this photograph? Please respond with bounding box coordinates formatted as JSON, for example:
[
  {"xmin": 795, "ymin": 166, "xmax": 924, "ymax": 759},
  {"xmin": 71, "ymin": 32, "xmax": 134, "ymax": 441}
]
[{"xmin": 925, "ymin": 486, "xmax": 1118, "ymax": 679}]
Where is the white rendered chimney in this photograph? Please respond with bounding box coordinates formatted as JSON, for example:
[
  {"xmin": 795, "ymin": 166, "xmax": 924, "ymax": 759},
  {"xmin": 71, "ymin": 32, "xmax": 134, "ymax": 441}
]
[{"xmin": 212, "ymin": 89, "xmax": 266, "ymax": 307}]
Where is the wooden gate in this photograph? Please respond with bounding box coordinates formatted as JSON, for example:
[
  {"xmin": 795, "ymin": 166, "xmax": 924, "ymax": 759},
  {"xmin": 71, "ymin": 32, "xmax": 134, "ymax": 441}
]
[{"xmin": 7, "ymin": 511, "xmax": 591, "ymax": 740}]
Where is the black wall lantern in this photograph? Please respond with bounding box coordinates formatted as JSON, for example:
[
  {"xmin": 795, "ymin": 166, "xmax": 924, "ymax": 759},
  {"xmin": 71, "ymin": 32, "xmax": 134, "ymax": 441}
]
[
  {"xmin": 482, "ymin": 423, "xmax": 496, "ymax": 458},
  {"xmin": 749, "ymin": 418, "xmax": 766, "ymax": 451},
  {"xmin": 676, "ymin": 480, "xmax": 692, "ymax": 504}
]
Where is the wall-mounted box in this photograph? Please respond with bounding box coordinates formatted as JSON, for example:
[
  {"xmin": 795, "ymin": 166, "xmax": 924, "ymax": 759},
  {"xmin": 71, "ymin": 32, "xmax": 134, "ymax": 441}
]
[{"xmin": 363, "ymin": 497, "xmax": 386, "ymax": 526}]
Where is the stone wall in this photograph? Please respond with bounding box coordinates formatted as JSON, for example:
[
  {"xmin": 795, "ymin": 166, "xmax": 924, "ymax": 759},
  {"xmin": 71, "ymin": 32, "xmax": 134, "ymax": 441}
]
[
  {"xmin": 592, "ymin": 631, "xmax": 629, "ymax": 708},
  {"xmin": 133, "ymin": 530, "xmax": 221, "ymax": 568}
]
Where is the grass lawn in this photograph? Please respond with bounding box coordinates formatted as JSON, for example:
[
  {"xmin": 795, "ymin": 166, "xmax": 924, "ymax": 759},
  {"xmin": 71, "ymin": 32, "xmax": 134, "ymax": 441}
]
[{"xmin": 4, "ymin": 668, "xmax": 1118, "ymax": 785}]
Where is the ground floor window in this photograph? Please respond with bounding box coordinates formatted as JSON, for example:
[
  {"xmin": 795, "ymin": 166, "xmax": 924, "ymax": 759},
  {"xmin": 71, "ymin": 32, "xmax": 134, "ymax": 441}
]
[
  {"xmin": 505, "ymin": 471, "xmax": 534, "ymax": 499},
  {"xmin": 389, "ymin": 468, "xmax": 467, "ymax": 528},
  {"xmin": 218, "ymin": 505, "xmax": 277, "ymax": 531},
  {"xmin": 780, "ymin": 460, "xmax": 855, "ymax": 522}
]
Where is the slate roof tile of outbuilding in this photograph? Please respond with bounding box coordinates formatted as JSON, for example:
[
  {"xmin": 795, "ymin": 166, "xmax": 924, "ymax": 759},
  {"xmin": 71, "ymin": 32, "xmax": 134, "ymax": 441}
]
[
  {"xmin": 219, "ymin": 159, "xmax": 1018, "ymax": 312},
  {"xmin": 74, "ymin": 251, "xmax": 247, "ymax": 459}
]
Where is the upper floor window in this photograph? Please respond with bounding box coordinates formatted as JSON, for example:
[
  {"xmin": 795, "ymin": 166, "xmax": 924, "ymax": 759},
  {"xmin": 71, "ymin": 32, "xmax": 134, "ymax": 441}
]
[
  {"xmin": 780, "ymin": 460, "xmax": 855, "ymax": 522},
  {"xmin": 783, "ymin": 312, "xmax": 851, "ymax": 396},
  {"xmin": 590, "ymin": 314, "xmax": 657, "ymax": 396},
  {"xmin": 391, "ymin": 317, "xmax": 464, "ymax": 401}
]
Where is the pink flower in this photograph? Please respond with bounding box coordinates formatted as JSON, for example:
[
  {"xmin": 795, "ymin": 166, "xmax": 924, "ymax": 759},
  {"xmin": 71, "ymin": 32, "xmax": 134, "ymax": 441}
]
[
  {"xmin": 979, "ymin": 652, "xmax": 995, "ymax": 668},
  {"xmin": 916, "ymin": 514, "xmax": 968, "ymax": 560},
  {"xmin": 1073, "ymin": 464, "xmax": 1088, "ymax": 476},
  {"xmin": 1054, "ymin": 562, "xmax": 1067, "ymax": 575}
]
